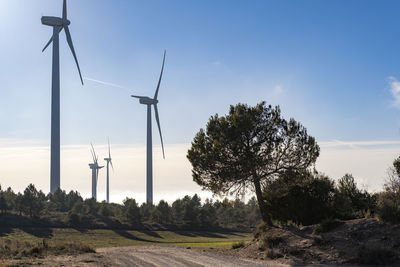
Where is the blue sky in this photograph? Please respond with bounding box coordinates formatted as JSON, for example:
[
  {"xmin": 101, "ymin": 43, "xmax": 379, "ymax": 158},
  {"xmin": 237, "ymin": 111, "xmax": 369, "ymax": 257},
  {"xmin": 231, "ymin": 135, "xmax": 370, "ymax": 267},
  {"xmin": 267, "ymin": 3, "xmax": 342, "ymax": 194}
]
[{"xmin": 0, "ymin": 0, "xmax": 400, "ymax": 201}]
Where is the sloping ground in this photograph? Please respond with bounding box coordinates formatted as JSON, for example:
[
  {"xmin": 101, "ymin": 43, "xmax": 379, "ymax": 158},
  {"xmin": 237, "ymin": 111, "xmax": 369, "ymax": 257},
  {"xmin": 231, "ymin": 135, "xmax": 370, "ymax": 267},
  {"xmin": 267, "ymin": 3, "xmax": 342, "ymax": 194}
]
[{"xmin": 229, "ymin": 218, "xmax": 400, "ymax": 265}]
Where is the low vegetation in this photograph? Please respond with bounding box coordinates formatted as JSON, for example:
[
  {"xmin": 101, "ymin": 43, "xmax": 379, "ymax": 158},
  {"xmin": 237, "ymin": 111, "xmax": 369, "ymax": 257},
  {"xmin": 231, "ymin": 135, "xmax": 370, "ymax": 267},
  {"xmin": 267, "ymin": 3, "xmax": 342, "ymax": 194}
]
[
  {"xmin": 0, "ymin": 228, "xmax": 251, "ymax": 250},
  {"xmin": 0, "ymin": 238, "xmax": 94, "ymax": 260},
  {"xmin": 231, "ymin": 241, "xmax": 246, "ymax": 249},
  {"xmin": 0, "ymin": 186, "xmax": 261, "ymax": 232}
]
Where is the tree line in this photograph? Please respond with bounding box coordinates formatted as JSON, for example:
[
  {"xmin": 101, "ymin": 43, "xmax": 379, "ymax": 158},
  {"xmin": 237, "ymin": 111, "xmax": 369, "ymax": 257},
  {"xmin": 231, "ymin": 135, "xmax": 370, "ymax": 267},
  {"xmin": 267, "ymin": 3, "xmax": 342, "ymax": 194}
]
[{"xmin": 0, "ymin": 185, "xmax": 261, "ymax": 230}]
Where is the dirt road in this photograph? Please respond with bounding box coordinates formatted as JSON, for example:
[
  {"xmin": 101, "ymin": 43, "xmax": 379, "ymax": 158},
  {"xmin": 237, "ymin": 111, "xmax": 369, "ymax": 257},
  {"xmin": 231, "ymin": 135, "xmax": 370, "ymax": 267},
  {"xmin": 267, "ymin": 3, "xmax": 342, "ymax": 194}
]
[
  {"xmin": 4, "ymin": 245, "xmax": 288, "ymax": 266},
  {"xmin": 96, "ymin": 245, "xmax": 287, "ymax": 267}
]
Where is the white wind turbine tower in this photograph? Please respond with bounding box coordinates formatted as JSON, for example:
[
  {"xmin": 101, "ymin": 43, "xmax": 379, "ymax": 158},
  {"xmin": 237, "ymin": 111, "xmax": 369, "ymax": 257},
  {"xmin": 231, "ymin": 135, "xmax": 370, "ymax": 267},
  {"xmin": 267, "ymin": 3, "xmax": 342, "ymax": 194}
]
[
  {"xmin": 104, "ymin": 139, "xmax": 114, "ymax": 204},
  {"xmin": 42, "ymin": 0, "xmax": 84, "ymax": 194},
  {"xmin": 89, "ymin": 144, "xmax": 104, "ymax": 200},
  {"xmin": 131, "ymin": 51, "xmax": 166, "ymax": 205}
]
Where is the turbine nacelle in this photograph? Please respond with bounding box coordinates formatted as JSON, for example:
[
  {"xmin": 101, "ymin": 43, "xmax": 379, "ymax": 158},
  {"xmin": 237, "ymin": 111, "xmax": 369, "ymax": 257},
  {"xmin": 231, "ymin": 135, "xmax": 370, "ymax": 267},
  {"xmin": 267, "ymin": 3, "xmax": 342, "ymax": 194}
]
[
  {"xmin": 89, "ymin": 163, "xmax": 103, "ymax": 169},
  {"xmin": 41, "ymin": 16, "xmax": 70, "ymax": 27},
  {"xmin": 140, "ymin": 97, "xmax": 158, "ymax": 105}
]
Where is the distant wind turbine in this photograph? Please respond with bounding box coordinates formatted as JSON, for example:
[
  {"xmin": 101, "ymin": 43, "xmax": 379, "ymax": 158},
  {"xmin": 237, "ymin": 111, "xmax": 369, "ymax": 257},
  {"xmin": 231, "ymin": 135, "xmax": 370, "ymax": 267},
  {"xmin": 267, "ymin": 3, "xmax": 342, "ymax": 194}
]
[
  {"xmin": 42, "ymin": 0, "xmax": 84, "ymax": 194},
  {"xmin": 131, "ymin": 51, "xmax": 166, "ymax": 205},
  {"xmin": 89, "ymin": 143, "xmax": 104, "ymax": 200},
  {"xmin": 104, "ymin": 139, "xmax": 114, "ymax": 204}
]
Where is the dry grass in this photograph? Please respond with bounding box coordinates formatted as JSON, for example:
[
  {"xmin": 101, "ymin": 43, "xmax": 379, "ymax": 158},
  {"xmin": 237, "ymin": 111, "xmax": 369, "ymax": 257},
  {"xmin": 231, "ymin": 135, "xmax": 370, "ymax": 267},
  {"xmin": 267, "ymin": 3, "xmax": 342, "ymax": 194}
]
[
  {"xmin": 1, "ymin": 228, "xmax": 251, "ymax": 249},
  {"xmin": 0, "ymin": 239, "xmax": 94, "ymax": 260}
]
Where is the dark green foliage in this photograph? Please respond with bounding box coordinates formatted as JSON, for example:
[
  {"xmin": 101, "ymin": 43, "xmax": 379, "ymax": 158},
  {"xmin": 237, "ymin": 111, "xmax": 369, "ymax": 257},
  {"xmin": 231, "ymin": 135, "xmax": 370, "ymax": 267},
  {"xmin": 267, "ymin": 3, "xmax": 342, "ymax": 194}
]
[
  {"xmin": 231, "ymin": 241, "xmax": 245, "ymax": 249},
  {"xmin": 264, "ymin": 170, "xmax": 335, "ymax": 225},
  {"xmin": 84, "ymin": 198, "xmax": 99, "ymax": 215},
  {"xmin": 22, "ymin": 184, "xmax": 45, "ymax": 218},
  {"xmin": 334, "ymin": 174, "xmax": 376, "ymax": 219},
  {"xmin": 68, "ymin": 211, "xmax": 81, "ymax": 226},
  {"xmin": 377, "ymin": 156, "xmax": 400, "ymax": 223},
  {"xmin": 99, "ymin": 202, "xmax": 114, "ymax": 217},
  {"xmin": 0, "ymin": 183, "xmax": 261, "ymax": 230},
  {"xmin": 377, "ymin": 191, "xmax": 400, "ymax": 223},
  {"xmin": 123, "ymin": 198, "xmax": 141, "ymax": 224},
  {"xmin": 0, "ymin": 193, "xmax": 8, "ymax": 214},
  {"xmin": 155, "ymin": 200, "xmax": 171, "ymax": 224},
  {"xmin": 187, "ymin": 102, "xmax": 320, "ymax": 224}
]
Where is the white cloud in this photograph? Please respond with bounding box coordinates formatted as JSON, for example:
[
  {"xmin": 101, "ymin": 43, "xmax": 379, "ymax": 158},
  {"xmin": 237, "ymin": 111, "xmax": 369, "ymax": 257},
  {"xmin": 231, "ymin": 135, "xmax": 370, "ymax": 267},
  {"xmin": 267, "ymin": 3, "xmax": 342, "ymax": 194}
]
[
  {"xmin": 84, "ymin": 77, "xmax": 136, "ymax": 92},
  {"xmin": 320, "ymin": 140, "xmax": 400, "ymax": 149},
  {"xmin": 387, "ymin": 76, "xmax": 400, "ymax": 108}
]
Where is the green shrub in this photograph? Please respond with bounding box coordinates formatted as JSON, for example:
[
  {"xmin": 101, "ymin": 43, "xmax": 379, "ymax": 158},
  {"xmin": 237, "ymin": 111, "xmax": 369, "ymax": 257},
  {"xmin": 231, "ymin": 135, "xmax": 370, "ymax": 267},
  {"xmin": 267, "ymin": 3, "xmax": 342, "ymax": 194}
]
[
  {"xmin": 231, "ymin": 241, "xmax": 245, "ymax": 249},
  {"xmin": 264, "ymin": 170, "xmax": 335, "ymax": 225},
  {"xmin": 333, "ymin": 174, "xmax": 376, "ymax": 219},
  {"xmin": 68, "ymin": 211, "xmax": 81, "ymax": 226},
  {"xmin": 376, "ymin": 191, "xmax": 400, "ymax": 223}
]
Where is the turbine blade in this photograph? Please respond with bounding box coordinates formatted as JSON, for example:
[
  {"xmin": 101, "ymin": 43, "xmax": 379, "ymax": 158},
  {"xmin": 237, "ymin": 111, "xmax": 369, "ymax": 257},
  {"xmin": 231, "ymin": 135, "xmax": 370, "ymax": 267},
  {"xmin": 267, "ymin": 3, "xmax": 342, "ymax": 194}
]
[
  {"xmin": 64, "ymin": 26, "xmax": 84, "ymax": 85},
  {"xmin": 42, "ymin": 27, "xmax": 63, "ymax": 52},
  {"xmin": 63, "ymin": 0, "xmax": 67, "ymax": 20},
  {"xmin": 154, "ymin": 104, "xmax": 165, "ymax": 159},
  {"xmin": 108, "ymin": 137, "xmax": 111, "ymax": 159},
  {"xmin": 110, "ymin": 159, "xmax": 114, "ymax": 172},
  {"xmin": 42, "ymin": 36, "xmax": 53, "ymax": 53},
  {"xmin": 154, "ymin": 50, "xmax": 166, "ymax": 100},
  {"xmin": 90, "ymin": 143, "xmax": 96, "ymax": 163},
  {"xmin": 131, "ymin": 95, "xmax": 146, "ymax": 99}
]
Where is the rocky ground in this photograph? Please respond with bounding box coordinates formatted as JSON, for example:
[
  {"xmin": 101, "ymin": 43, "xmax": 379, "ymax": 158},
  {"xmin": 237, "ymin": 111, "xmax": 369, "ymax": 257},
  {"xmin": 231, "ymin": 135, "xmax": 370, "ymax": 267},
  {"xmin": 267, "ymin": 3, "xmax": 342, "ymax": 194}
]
[{"xmin": 228, "ymin": 218, "xmax": 400, "ymax": 266}]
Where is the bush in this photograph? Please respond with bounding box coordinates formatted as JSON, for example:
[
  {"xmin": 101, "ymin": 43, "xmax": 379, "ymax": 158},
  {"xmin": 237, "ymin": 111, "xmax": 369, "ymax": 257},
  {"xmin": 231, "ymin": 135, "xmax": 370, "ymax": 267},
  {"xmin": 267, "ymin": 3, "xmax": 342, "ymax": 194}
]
[
  {"xmin": 0, "ymin": 239, "xmax": 94, "ymax": 259},
  {"xmin": 231, "ymin": 241, "xmax": 245, "ymax": 249},
  {"xmin": 376, "ymin": 191, "xmax": 400, "ymax": 223},
  {"xmin": 68, "ymin": 211, "xmax": 81, "ymax": 226},
  {"xmin": 333, "ymin": 174, "xmax": 376, "ymax": 219},
  {"xmin": 264, "ymin": 170, "xmax": 335, "ymax": 225}
]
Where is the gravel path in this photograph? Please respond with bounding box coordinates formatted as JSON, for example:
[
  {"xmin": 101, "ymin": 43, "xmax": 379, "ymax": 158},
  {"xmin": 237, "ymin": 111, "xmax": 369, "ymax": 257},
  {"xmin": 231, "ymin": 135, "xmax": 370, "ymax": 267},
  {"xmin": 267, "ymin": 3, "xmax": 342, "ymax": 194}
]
[{"xmin": 96, "ymin": 245, "xmax": 287, "ymax": 267}]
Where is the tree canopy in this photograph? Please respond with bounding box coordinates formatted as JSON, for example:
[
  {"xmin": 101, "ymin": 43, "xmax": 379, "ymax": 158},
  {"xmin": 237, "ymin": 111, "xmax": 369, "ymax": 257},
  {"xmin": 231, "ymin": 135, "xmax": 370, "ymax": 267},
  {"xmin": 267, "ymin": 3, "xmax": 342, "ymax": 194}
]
[{"xmin": 187, "ymin": 102, "xmax": 320, "ymax": 224}]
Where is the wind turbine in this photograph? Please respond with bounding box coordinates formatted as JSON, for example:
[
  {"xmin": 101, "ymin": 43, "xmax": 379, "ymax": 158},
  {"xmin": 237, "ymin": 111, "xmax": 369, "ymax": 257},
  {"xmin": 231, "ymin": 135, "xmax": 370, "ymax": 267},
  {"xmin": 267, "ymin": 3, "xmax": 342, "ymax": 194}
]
[
  {"xmin": 104, "ymin": 139, "xmax": 114, "ymax": 204},
  {"xmin": 131, "ymin": 51, "xmax": 166, "ymax": 205},
  {"xmin": 89, "ymin": 144, "xmax": 104, "ymax": 200},
  {"xmin": 42, "ymin": 0, "xmax": 84, "ymax": 194}
]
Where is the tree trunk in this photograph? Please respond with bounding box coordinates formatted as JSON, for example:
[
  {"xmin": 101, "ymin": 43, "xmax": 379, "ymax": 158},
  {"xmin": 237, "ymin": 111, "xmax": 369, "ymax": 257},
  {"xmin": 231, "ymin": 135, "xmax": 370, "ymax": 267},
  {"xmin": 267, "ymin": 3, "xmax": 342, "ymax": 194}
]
[{"xmin": 253, "ymin": 177, "xmax": 273, "ymax": 226}]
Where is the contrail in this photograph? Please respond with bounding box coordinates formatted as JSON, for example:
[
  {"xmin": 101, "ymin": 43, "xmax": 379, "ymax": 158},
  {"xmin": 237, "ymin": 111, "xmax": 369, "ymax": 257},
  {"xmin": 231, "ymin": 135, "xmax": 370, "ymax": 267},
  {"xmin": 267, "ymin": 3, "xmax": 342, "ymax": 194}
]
[{"xmin": 84, "ymin": 77, "xmax": 134, "ymax": 91}]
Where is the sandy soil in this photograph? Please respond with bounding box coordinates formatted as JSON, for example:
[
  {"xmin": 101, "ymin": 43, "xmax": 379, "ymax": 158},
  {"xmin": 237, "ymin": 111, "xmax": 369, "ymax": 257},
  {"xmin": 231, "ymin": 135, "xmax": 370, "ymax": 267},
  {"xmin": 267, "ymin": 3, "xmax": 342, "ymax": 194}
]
[{"xmin": 2, "ymin": 245, "xmax": 288, "ymax": 267}]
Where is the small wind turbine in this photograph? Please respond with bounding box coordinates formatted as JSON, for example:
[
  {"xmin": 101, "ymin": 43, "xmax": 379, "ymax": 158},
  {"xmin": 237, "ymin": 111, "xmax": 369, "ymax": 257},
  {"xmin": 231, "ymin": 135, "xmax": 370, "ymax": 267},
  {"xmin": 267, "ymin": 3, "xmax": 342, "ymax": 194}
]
[
  {"xmin": 104, "ymin": 139, "xmax": 114, "ymax": 204},
  {"xmin": 42, "ymin": 0, "xmax": 84, "ymax": 194},
  {"xmin": 89, "ymin": 143, "xmax": 104, "ymax": 200},
  {"xmin": 131, "ymin": 51, "xmax": 166, "ymax": 205}
]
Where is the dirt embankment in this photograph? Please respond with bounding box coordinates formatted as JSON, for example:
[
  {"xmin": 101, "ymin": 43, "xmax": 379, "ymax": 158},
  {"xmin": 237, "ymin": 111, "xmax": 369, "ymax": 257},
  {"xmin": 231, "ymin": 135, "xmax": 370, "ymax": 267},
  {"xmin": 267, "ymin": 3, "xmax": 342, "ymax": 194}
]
[{"xmin": 230, "ymin": 218, "xmax": 400, "ymax": 266}]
